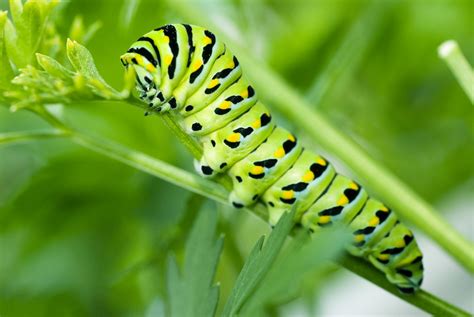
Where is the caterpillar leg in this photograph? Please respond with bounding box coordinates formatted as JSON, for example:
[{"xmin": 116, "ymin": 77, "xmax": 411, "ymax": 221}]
[
  {"xmin": 228, "ymin": 127, "xmax": 302, "ymax": 208},
  {"xmin": 347, "ymin": 199, "xmax": 424, "ymax": 292},
  {"xmin": 300, "ymin": 175, "xmax": 368, "ymax": 230},
  {"xmin": 299, "ymin": 175, "xmax": 423, "ymax": 292},
  {"xmin": 261, "ymin": 150, "xmax": 336, "ymax": 225},
  {"xmin": 367, "ymin": 220, "xmax": 424, "ymax": 292},
  {"xmin": 193, "ymin": 158, "xmax": 217, "ymax": 177}
]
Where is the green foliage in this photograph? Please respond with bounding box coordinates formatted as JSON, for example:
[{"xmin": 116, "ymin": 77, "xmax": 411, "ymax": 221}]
[
  {"xmin": 223, "ymin": 210, "xmax": 349, "ymax": 316},
  {"xmin": 0, "ymin": 0, "xmax": 122, "ymax": 111},
  {"xmin": 167, "ymin": 208, "xmax": 222, "ymax": 317},
  {"xmin": 222, "ymin": 209, "xmax": 296, "ymax": 316},
  {"xmin": 3, "ymin": 0, "xmax": 58, "ymax": 68},
  {"xmin": 65, "ymin": 38, "xmax": 123, "ymax": 98},
  {"xmin": 242, "ymin": 228, "xmax": 348, "ymax": 315},
  {"xmin": 5, "ymin": 40, "xmax": 123, "ymax": 111},
  {"xmin": 0, "ymin": 10, "xmax": 13, "ymax": 92},
  {"xmin": 166, "ymin": 206, "xmax": 348, "ymax": 317}
]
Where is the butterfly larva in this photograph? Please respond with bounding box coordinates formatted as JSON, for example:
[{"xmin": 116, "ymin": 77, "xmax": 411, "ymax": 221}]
[{"xmin": 121, "ymin": 24, "xmax": 424, "ymax": 293}]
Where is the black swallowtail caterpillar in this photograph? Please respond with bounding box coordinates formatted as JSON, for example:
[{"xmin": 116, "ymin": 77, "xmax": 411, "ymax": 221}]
[{"xmin": 120, "ymin": 24, "xmax": 424, "ymax": 293}]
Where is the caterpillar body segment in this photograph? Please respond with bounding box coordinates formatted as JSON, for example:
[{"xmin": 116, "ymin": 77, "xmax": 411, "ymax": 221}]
[{"xmin": 121, "ymin": 23, "xmax": 424, "ymax": 293}]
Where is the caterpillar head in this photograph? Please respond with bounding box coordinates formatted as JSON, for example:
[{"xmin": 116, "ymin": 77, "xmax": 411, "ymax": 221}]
[{"xmin": 120, "ymin": 52, "xmax": 167, "ymax": 112}]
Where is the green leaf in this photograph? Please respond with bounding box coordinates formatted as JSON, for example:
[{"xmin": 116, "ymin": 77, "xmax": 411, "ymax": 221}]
[
  {"xmin": 8, "ymin": 0, "xmax": 23, "ymax": 24},
  {"xmin": 166, "ymin": 208, "xmax": 223, "ymax": 317},
  {"xmin": 0, "ymin": 11, "xmax": 14, "ymax": 91},
  {"xmin": 4, "ymin": 0, "xmax": 56, "ymax": 68},
  {"xmin": 242, "ymin": 227, "xmax": 350, "ymax": 315},
  {"xmin": 66, "ymin": 39, "xmax": 122, "ymax": 99},
  {"xmin": 36, "ymin": 53, "xmax": 74, "ymax": 80},
  {"xmin": 66, "ymin": 38, "xmax": 105, "ymax": 81},
  {"xmin": 222, "ymin": 208, "xmax": 296, "ymax": 317}
]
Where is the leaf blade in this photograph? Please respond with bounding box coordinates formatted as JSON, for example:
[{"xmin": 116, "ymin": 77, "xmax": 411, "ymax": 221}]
[
  {"xmin": 166, "ymin": 208, "xmax": 223, "ymax": 317},
  {"xmin": 222, "ymin": 208, "xmax": 296, "ymax": 317}
]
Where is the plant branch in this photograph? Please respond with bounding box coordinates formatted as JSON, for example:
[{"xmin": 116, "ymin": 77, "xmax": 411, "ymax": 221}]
[
  {"xmin": 338, "ymin": 255, "xmax": 470, "ymax": 317},
  {"xmin": 438, "ymin": 40, "xmax": 474, "ymax": 103},
  {"xmin": 0, "ymin": 129, "xmax": 70, "ymax": 145}
]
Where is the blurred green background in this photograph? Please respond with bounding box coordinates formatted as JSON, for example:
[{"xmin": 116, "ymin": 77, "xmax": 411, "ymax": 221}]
[{"xmin": 0, "ymin": 0, "xmax": 473, "ymax": 316}]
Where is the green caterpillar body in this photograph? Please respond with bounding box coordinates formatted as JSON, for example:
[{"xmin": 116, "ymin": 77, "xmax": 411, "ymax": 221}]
[{"xmin": 121, "ymin": 24, "xmax": 423, "ymax": 293}]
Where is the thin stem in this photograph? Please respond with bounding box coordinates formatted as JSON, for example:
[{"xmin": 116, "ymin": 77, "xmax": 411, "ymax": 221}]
[
  {"xmin": 338, "ymin": 255, "xmax": 470, "ymax": 317},
  {"xmin": 438, "ymin": 40, "xmax": 474, "ymax": 103},
  {"xmin": 127, "ymin": 97, "xmax": 235, "ymax": 191},
  {"xmin": 69, "ymin": 131, "xmax": 230, "ymax": 206},
  {"xmin": 0, "ymin": 129, "xmax": 70, "ymax": 144},
  {"xmin": 163, "ymin": 2, "xmax": 474, "ymax": 272}
]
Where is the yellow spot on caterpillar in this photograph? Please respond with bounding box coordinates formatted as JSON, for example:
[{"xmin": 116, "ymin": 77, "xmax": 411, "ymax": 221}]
[
  {"xmin": 337, "ymin": 196, "xmax": 349, "ymax": 206},
  {"xmin": 203, "ymin": 36, "xmax": 212, "ymax": 45},
  {"xmin": 354, "ymin": 234, "xmax": 365, "ymax": 242},
  {"xmin": 281, "ymin": 191, "xmax": 294, "ymax": 200},
  {"xmin": 378, "ymin": 254, "xmax": 390, "ymax": 261},
  {"xmin": 251, "ymin": 119, "xmax": 261, "ymax": 129},
  {"xmin": 302, "ymin": 171, "xmax": 314, "ymax": 182},
  {"xmin": 349, "ymin": 182, "xmax": 359, "ymax": 190},
  {"xmin": 192, "ymin": 61, "xmax": 202, "ymax": 72},
  {"xmin": 146, "ymin": 64, "xmax": 155, "ymax": 72},
  {"xmin": 288, "ymin": 134, "xmax": 295, "ymax": 142},
  {"xmin": 368, "ymin": 216, "xmax": 380, "ymax": 227},
  {"xmin": 219, "ymin": 101, "xmax": 232, "ymax": 110},
  {"xmin": 380, "ymin": 206, "xmax": 389, "ymax": 212},
  {"xmin": 227, "ymin": 133, "xmax": 240, "ymax": 143},
  {"xmin": 226, "ymin": 59, "xmax": 234, "ymax": 68},
  {"xmin": 394, "ymin": 240, "xmax": 405, "ymax": 248},
  {"xmin": 318, "ymin": 215, "xmax": 331, "ymax": 224},
  {"xmin": 135, "ymin": 55, "xmax": 144, "ymax": 65},
  {"xmin": 274, "ymin": 147, "xmax": 285, "ymax": 158},
  {"xmin": 208, "ymin": 79, "xmax": 219, "ymax": 89},
  {"xmin": 316, "ymin": 158, "xmax": 327, "ymax": 166},
  {"xmin": 164, "ymin": 55, "xmax": 173, "ymax": 66},
  {"xmin": 162, "ymin": 36, "xmax": 170, "ymax": 43},
  {"xmin": 250, "ymin": 165, "xmax": 264, "ymax": 175},
  {"xmin": 241, "ymin": 89, "xmax": 248, "ymax": 98}
]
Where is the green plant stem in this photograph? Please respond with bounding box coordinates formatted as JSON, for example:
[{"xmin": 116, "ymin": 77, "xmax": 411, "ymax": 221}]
[
  {"xmin": 438, "ymin": 40, "xmax": 474, "ymax": 103},
  {"xmin": 338, "ymin": 255, "xmax": 470, "ymax": 317},
  {"xmin": 0, "ymin": 129, "xmax": 69, "ymax": 144},
  {"xmin": 128, "ymin": 98, "xmax": 236, "ymax": 193},
  {"xmin": 69, "ymin": 129, "xmax": 271, "ymax": 218},
  {"xmin": 2, "ymin": 110, "xmax": 469, "ymax": 316},
  {"xmin": 70, "ymin": 131, "xmax": 229, "ymax": 205}
]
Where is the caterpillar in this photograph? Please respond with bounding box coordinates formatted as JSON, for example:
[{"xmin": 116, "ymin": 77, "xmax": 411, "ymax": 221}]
[{"xmin": 120, "ymin": 24, "xmax": 424, "ymax": 293}]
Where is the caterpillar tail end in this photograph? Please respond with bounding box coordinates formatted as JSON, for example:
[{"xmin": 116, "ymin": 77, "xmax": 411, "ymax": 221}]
[{"xmin": 368, "ymin": 253, "xmax": 424, "ymax": 294}]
